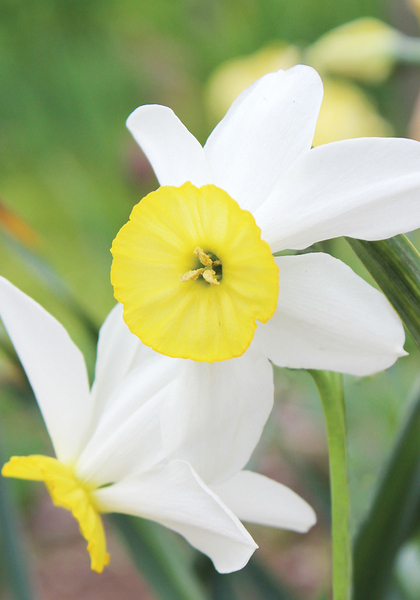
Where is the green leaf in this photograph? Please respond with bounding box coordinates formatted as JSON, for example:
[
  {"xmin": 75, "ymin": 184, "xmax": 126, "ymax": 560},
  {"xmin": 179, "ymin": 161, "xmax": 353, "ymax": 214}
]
[
  {"xmin": 0, "ymin": 230, "xmax": 99, "ymax": 343},
  {"xmin": 352, "ymin": 378, "xmax": 420, "ymax": 600},
  {"xmin": 198, "ymin": 557, "xmax": 298, "ymax": 600},
  {"xmin": 0, "ymin": 434, "xmax": 33, "ymax": 600},
  {"xmin": 345, "ymin": 235, "xmax": 420, "ymax": 349},
  {"xmin": 109, "ymin": 514, "xmax": 210, "ymax": 600},
  {"xmin": 245, "ymin": 560, "xmax": 299, "ymax": 600}
]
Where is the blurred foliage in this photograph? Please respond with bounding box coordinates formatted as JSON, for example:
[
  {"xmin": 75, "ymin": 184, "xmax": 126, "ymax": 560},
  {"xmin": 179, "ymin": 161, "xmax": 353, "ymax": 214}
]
[{"xmin": 1, "ymin": 0, "xmax": 420, "ymax": 599}]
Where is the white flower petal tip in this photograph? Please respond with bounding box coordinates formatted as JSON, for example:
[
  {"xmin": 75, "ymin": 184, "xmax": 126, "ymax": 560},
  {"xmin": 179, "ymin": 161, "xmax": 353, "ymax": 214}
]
[
  {"xmin": 94, "ymin": 461, "xmax": 258, "ymax": 574},
  {"xmin": 0, "ymin": 276, "xmax": 91, "ymax": 464},
  {"xmin": 204, "ymin": 65, "xmax": 324, "ymax": 212},
  {"xmin": 212, "ymin": 471, "xmax": 316, "ymax": 534},
  {"xmin": 254, "ymin": 253, "xmax": 407, "ymax": 377},
  {"xmin": 126, "ymin": 104, "xmax": 210, "ymax": 187},
  {"xmin": 255, "ymin": 136, "xmax": 420, "ymax": 253}
]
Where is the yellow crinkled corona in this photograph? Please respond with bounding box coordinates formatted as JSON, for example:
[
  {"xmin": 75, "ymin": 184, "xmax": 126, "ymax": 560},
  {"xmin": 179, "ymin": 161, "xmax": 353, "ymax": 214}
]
[
  {"xmin": 111, "ymin": 182, "xmax": 279, "ymax": 362},
  {"xmin": 2, "ymin": 456, "xmax": 109, "ymax": 573}
]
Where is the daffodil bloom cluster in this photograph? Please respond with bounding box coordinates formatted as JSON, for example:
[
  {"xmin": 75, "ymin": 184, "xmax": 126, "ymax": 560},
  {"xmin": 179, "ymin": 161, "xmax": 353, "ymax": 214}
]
[
  {"xmin": 0, "ymin": 276, "xmax": 315, "ymax": 573},
  {"xmin": 112, "ymin": 65, "xmax": 419, "ymax": 374}
]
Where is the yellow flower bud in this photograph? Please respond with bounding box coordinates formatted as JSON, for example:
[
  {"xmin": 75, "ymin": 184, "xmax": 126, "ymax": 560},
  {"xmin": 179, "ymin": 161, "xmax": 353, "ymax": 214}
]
[
  {"xmin": 306, "ymin": 18, "xmax": 399, "ymax": 83},
  {"xmin": 205, "ymin": 43, "xmax": 300, "ymax": 123},
  {"xmin": 313, "ymin": 78, "xmax": 393, "ymax": 146}
]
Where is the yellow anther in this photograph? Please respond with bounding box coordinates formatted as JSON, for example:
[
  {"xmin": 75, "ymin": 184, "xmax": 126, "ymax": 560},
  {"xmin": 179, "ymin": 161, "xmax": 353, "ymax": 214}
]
[
  {"xmin": 194, "ymin": 247, "xmax": 213, "ymax": 267},
  {"xmin": 180, "ymin": 247, "xmax": 221, "ymax": 285},
  {"xmin": 179, "ymin": 268, "xmax": 205, "ymax": 282},
  {"xmin": 202, "ymin": 269, "xmax": 220, "ymax": 286}
]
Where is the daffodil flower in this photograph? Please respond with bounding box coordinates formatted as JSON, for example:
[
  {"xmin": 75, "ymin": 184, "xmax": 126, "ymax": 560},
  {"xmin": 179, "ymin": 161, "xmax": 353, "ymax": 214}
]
[
  {"xmin": 111, "ymin": 64, "xmax": 417, "ymax": 374},
  {"xmin": 0, "ymin": 276, "xmax": 316, "ymax": 574}
]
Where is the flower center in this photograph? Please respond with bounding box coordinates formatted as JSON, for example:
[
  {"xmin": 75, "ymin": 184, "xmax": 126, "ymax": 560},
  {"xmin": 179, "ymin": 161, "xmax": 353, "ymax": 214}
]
[
  {"xmin": 111, "ymin": 182, "xmax": 279, "ymax": 362},
  {"xmin": 2, "ymin": 455, "xmax": 110, "ymax": 573},
  {"xmin": 179, "ymin": 247, "xmax": 222, "ymax": 286}
]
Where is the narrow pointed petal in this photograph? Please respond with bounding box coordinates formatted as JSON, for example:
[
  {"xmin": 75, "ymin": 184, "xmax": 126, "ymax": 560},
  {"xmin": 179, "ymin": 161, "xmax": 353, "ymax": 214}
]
[
  {"xmin": 126, "ymin": 105, "xmax": 211, "ymax": 187},
  {"xmin": 77, "ymin": 355, "xmax": 178, "ymax": 485},
  {"xmin": 161, "ymin": 347, "xmax": 273, "ymax": 485},
  {"xmin": 90, "ymin": 304, "xmax": 140, "ymax": 417},
  {"xmin": 94, "ymin": 460, "xmax": 257, "ymax": 573},
  {"xmin": 0, "ymin": 277, "xmax": 91, "ymax": 463},
  {"xmin": 212, "ymin": 470, "xmax": 316, "ymax": 533},
  {"xmin": 204, "ymin": 65, "xmax": 323, "ymax": 213},
  {"xmin": 254, "ymin": 137, "xmax": 420, "ymax": 252},
  {"xmin": 253, "ymin": 254, "xmax": 406, "ymax": 376}
]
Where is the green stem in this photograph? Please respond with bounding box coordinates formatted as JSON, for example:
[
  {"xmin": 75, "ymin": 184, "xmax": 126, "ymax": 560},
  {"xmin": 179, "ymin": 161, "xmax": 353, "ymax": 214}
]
[
  {"xmin": 393, "ymin": 34, "xmax": 420, "ymax": 65},
  {"xmin": 309, "ymin": 370, "xmax": 351, "ymax": 600}
]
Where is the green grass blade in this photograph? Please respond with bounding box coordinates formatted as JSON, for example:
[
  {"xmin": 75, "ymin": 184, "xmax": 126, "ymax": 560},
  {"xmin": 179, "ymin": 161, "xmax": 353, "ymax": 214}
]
[
  {"xmin": 352, "ymin": 379, "xmax": 420, "ymax": 600},
  {"xmin": 0, "ymin": 436, "xmax": 34, "ymax": 600},
  {"xmin": 1, "ymin": 230, "xmax": 99, "ymax": 343},
  {"xmin": 345, "ymin": 235, "xmax": 420, "ymax": 349},
  {"xmin": 245, "ymin": 560, "xmax": 299, "ymax": 600},
  {"xmin": 197, "ymin": 557, "xmax": 298, "ymax": 600},
  {"xmin": 109, "ymin": 514, "xmax": 210, "ymax": 600}
]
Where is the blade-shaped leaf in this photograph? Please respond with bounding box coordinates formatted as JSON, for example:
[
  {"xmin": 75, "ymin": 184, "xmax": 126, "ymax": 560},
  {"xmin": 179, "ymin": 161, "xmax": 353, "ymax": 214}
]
[
  {"xmin": 345, "ymin": 235, "xmax": 420, "ymax": 349},
  {"xmin": 109, "ymin": 514, "xmax": 210, "ymax": 600},
  {"xmin": 352, "ymin": 379, "xmax": 420, "ymax": 600},
  {"xmin": 0, "ymin": 434, "xmax": 33, "ymax": 600},
  {"xmin": 196, "ymin": 555, "xmax": 299, "ymax": 600},
  {"xmin": 0, "ymin": 230, "xmax": 99, "ymax": 343}
]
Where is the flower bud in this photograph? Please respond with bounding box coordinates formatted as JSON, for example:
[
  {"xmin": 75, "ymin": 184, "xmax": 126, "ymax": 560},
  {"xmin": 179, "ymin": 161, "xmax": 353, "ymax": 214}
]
[
  {"xmin": 313, "ymin": 78, "xmax": 393, "ymax": 146},
  {"xmin": 306, "ymin": 18, "xmax": 399, "ymax": 83}
]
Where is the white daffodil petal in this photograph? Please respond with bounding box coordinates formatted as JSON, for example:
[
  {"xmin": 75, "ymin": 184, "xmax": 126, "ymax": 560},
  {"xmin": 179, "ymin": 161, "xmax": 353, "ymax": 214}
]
[
  {"xmin": 90, "ymin": 305, "xmax": 176, "ymax": 416},
  {"xmin": 90, "ymin": 304, "xmax": 140, "ymax": 416},
  {"xmin": 212, "ymin": 470, "xmax": 316, "ymax": 533},
  {"xmin": 204, "ymin": 65, "xmax": 323, "ymax": 213},
  {"xmin": 0, "ymin": 277, "xmax": 91, "ymax": 463},
  {"xmin": 253, "ymin": 254, "xmax": 406, "ymax": 376},
  {"xmin": 94, "ymin": 460, "xmax": 257, "ymax": 573},
  {"xmin": 161, "ymin": 347, "xmax": 273, "ymax": 485},
  {"xmin": 126, "ymin": 105, "xmax": 211, "ymax": 187},
  {"xmin": 255, "ymin": 137, "xmax": 420, "ymax": 252},
  {"xmin": 77, "ymin": 358, "xmax": 177, "ymax": 484}
]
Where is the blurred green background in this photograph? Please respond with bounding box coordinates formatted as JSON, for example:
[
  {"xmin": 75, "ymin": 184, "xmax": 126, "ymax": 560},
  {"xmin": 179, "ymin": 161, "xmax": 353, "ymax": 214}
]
[{"xmin": 1, "ymin": 0, "xmax": 420, "ymax": 598}]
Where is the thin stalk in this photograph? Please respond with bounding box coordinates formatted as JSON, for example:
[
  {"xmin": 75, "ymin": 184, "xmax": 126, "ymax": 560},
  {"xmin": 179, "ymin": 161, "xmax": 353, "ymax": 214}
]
[
  {"xmin": 309, "ymin": 370, "xmax": 351, "ymax": 600},
  {"xmin": 394, "ymin": 35, "xmax": 420, "ymax": 65}
]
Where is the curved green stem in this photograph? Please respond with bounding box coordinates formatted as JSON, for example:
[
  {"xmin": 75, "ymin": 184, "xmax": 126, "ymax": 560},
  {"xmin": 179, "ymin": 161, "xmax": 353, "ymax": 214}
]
[
  {"xmin": 394, "ymin": 34, "xmax": 420, "ymax": 65},
  {"xmin": 309, "ymin": 370, "xmax": 351, "ymax": 600}
]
